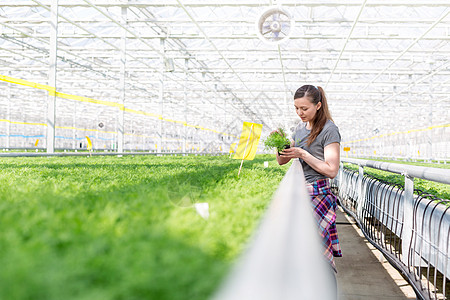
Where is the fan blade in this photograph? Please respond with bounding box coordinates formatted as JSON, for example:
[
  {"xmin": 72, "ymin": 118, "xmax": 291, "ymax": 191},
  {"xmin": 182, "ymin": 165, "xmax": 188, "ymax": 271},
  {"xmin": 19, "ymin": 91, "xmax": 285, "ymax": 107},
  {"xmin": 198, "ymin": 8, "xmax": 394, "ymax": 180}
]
[{"xmin": 281, "ymin": 23, "xmax": 291, "ymax": 30}]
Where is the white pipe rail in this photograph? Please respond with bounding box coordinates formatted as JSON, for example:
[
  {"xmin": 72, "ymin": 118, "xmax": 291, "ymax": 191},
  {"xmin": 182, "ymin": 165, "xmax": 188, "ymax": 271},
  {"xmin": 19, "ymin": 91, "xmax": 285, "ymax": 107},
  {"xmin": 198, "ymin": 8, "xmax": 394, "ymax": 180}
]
[{"xmin": 342, "ymin": 157, "xmax": 450, "ymax": 184}]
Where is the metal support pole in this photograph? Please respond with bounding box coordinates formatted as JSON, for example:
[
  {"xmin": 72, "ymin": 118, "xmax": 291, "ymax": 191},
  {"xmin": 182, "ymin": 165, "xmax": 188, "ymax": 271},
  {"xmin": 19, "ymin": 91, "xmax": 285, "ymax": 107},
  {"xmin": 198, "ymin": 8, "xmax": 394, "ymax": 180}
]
[
  {"xmin": 283, "ymin": 93, "xmax": 288, "ymax": 131},
  {"xmin": 46, "ymin": 0, "xmax": 58, "ymax": 153},
  {"xmin": 183, "ymin": 58, "xmax": 188, "ymax": 155},
  {"xmin": 200, "ymin": 74, "xmax": 205, "ymax": 152},
  {"xmin": 146, "ymin": 114, "xmax": 150, "ymax": 152},
  {"xmin": 158, "ymin": 39, "xmax": 165, "ymax": 154},
  {"xmin": 445, "ymin": 127, "xmax": 448, "ymax": 163},
  {"xmin": 428, "ymin": 63, "xmax": 433, "ymax": 162},
  {"xmin": 356, "ymin": 165, "xmax": 364, "ymax": 218},
  {"xmin": 6, "ymin": 75, "xmax": 11, "ymax": 149},
  {"xmin": 401, "ymin": 174, "xmax": 415, "ymax": 266},
  {"xmin": 72, "ymin": 100, "xmax": 76, "ymax": 149},
  {"xmin": 118, "ymin": 6, "xmax": 127, "ymax": 153}
]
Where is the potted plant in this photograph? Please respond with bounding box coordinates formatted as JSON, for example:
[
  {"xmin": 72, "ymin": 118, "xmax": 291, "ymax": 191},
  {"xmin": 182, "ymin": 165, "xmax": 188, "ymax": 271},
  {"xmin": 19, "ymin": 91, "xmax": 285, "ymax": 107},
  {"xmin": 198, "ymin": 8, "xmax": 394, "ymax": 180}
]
[{"xmin": 263, "ymin": 128, "xmax": 291, "ymax": 155}]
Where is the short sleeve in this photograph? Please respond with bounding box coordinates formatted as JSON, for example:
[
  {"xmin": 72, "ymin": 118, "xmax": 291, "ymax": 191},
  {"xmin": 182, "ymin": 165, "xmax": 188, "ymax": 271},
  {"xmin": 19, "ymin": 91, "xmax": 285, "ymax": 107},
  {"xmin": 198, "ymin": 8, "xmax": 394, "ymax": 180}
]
[{"xmin": 322, "ymin": 123, "xmax": 341, "ymax": 147}]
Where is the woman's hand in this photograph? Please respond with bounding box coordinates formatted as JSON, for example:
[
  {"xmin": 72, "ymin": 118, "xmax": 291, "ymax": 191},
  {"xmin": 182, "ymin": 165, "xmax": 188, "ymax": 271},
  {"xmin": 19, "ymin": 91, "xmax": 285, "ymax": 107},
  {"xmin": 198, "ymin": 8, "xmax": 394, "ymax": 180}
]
[
  {"xmin": 276, "ymin": 140, "xmax": 295, "ymax": 165},
  {"xmin": 270, "ymin": 129, "xmax": 286, "ymax": 137},
  {"xmin": 280, "ymin": 146, "xmax": 309, "ymax": 160}
]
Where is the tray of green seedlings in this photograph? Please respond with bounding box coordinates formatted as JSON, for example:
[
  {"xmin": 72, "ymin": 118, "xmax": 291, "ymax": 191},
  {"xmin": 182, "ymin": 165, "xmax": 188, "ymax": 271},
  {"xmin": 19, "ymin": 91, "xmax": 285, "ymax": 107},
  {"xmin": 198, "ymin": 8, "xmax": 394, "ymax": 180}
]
[
  {"xmin": 0, "ymin": 154, "xmax": 289, "ymax": 300},
  {"xmin": 343, "ymin": 160, "xmax": 449, "ymax": 200}
]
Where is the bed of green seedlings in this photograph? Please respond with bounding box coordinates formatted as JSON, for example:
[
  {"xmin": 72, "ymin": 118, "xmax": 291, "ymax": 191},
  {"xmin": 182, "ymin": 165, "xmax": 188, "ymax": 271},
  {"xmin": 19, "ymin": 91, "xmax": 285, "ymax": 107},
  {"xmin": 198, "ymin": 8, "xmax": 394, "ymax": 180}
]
[
  {"xmin": 0, "ymin": 154, "xmax": 289, "ymax": 300},
  {"xmin": 343, "ymin": 160, "xmax": 449, "ymax": 200}
]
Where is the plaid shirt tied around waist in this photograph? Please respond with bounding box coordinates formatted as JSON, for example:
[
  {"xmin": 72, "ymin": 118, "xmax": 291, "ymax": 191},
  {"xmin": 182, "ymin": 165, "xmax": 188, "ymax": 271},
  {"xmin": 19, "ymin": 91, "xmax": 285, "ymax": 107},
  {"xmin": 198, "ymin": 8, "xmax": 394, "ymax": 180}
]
[{"xmin": 306, "ymin": 178, "xmax": 342, "ymax": 272}]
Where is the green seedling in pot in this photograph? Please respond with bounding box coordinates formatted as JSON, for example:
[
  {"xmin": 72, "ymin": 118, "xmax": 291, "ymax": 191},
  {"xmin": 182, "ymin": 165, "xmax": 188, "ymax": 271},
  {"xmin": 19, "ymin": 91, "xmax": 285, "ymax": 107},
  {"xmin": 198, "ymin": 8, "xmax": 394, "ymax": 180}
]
[{"xmin": 264, "ymin": 128, "xmax": 291, "ymax": 155}]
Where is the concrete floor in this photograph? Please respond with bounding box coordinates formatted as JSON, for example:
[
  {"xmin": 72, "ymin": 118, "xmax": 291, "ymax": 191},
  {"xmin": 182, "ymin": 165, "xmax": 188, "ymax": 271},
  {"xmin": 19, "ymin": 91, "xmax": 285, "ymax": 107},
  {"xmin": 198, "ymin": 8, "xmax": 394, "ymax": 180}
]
[{"xmin": 334, "ymin": 207, "xmax": 417, "ymax": 300}]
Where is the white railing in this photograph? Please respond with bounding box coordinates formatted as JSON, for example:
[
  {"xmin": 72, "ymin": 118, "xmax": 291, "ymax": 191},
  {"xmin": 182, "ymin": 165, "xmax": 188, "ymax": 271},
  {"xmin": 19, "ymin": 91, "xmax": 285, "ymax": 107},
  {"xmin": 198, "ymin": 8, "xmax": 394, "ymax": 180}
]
[{"xmin": 334, "ymin": 158, "xmax": 450, "ymax": 300}]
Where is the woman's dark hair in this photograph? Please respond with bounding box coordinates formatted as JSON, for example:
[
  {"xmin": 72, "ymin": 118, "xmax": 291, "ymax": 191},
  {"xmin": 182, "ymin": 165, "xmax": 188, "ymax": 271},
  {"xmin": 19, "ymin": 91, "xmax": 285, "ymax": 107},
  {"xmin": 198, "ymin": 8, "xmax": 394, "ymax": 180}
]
[{"xmin": 294, "ymin": 84, "xmax": 333, "ymax": 146}]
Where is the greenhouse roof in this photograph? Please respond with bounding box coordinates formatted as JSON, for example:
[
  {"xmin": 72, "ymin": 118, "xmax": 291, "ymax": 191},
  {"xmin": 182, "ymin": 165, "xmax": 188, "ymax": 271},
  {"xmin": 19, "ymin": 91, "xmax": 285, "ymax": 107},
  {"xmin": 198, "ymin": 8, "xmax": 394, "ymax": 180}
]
[{"xmin": 0, "ymin": 0, "xmax": 449, "ymax": 144}]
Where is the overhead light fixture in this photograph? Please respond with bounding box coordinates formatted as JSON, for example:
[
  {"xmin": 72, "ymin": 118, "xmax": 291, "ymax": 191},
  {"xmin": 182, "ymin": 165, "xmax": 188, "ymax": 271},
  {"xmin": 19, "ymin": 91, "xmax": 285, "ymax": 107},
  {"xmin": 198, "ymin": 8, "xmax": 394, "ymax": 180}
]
[{"xmin": 256, "ymin": 6, "xmax": 294, "ymax": 45}]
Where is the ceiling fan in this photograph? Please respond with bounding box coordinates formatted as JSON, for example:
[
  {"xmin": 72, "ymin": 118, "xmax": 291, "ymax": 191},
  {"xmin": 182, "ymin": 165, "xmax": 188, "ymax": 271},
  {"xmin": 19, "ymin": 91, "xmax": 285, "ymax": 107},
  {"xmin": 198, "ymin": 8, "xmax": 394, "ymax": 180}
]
[{"xmin": 256, "ymin": 6, "xmax": 294, "ymax": 44}]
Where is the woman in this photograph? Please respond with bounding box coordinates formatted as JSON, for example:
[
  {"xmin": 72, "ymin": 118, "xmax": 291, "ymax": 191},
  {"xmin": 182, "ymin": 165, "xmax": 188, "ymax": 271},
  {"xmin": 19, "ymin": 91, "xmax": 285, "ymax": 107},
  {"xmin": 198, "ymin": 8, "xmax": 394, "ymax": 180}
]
[{"xmin": 277, "ymin": 84, "xmax": 342, "ymax": 272}]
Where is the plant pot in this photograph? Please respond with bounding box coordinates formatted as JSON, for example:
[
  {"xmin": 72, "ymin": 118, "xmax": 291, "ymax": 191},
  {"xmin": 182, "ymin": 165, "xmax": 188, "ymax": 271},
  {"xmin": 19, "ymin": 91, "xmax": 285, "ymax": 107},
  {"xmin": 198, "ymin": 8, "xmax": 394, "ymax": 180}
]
[{"xmin": 278, "ymin": 144, "xmax": 290, "ymax": 155}]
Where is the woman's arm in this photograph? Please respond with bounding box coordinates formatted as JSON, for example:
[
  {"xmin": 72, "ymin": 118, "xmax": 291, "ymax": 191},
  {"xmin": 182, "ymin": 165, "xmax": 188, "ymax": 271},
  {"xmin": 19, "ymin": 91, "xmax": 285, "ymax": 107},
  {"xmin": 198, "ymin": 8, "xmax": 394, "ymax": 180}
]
[{"xmin": 280, "ymin": 142, "xmax": 340, "ymax": 178}]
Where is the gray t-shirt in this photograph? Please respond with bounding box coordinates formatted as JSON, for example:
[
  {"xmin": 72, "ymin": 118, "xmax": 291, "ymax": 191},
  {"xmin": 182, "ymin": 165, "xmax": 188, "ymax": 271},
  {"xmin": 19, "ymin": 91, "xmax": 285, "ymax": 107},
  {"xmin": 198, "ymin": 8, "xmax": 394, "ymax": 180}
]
[{"xmin": 291, "ymin": 119, "xmax": 341, "ymax": 183}]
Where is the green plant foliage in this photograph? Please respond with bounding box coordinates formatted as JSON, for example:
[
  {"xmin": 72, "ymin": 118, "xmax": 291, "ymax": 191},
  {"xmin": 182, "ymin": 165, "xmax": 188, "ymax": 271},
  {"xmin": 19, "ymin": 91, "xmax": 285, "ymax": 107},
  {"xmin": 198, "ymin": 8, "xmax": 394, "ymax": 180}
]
[
  {"xmin": 263, "ymin": 128, "xmax": 291, "ymax": 153},
  {"xmin": 343, "ymin": 162, "xmax": 449, "ymax": 200},
  {"xmin": 0, "ymin": 154, "xmax": 289, "ymax": 300}
]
